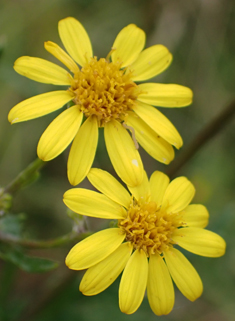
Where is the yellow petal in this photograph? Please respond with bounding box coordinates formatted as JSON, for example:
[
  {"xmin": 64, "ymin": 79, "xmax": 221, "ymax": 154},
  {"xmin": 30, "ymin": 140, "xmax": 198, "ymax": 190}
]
[
  {"xmin": 127, "ymin": 170, "xmax": 150, "ymax": 202},
  {"xmin": 66, "ymin": 228, "xmax": 126, "ymax": 270},
  {"xmin": 8, "ymin": 91, "xmax": 73, "ymax": 123},
  {"xmin": 129, "ymin": 45, "xmax": 172, "ymax": 81},
  {"xmin": 172, "ymin": 227, "xmax": 226, "ymax": 257},
  {"xmin": 119, "ymin": 249, "xmax": 148, "ymax": 314},
  {"xmin": 149, "ymin": 171, "xmax": 170, "ymax": 205},
  {"xmin": 126, "ymin": 111, "xmax": 174, "ymax": 164},
  {"xmin": 111, "ymin": 24, "xmax": 145, "ymax": 67},
  {"xmin": 63, "ymin": 188, "xmax": 126, "ymax": 219},
  {"xmin": 87, "ymin": 168, "xmax": 131, "ymax": 208},
  {"xmin": 181, "ymin": 204, "xmax": 209, "ymax": 228},
  {"xmin": 147, "ymin": 253, "xmax": 174, "ymax": 316},
  {"xmin": 37, "ymin": 106, "xmax": 82, "ymax": 161},
  {"xmin": 164, "ymin": 248, "xmax": 203, "ymax": 301},
  {"xmin": 14, "ymin": 56, "xmax": 71, "ymax": 85},
  {"xmin": 58, "ymin": 17, "xmax": 93, "ymax": 67},
  {"xmin": 44, "ymin": 41, "xmax": 80, "ymax": 74},
  {"xmin": 162, "ymin": 177, "xmax": 195, "ymax": 213},
  {"xmin": 80, "ymin": 242, "xmax": 133, "ymax": 295},
  {"xmin": 137, "ymin": 83, "xmax": 193, "ymax": 107},
  {"xmin": 133, "ymin": 101, "xmax": 182, "ymax": 149},
  {"xmin": 68, "ymin": 116, "xmax": 98, "ymax": 186},
  {"xmin": 104, "ymin": 120, "xmax": 143, "ymax": 187}
]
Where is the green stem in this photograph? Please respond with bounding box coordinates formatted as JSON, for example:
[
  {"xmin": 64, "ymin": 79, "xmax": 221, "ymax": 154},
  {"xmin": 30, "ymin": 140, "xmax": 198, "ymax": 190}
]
[
  {"xmin": 4, "ymin": 158, "xmax": 45, "ymax": 194},
  {"xmin": 1, "ymin": 157, "xmax": 91, "ymax": 249},
  {"xmin": 0, "ymin": 230, "xmax": 91, "ymax": 249}
]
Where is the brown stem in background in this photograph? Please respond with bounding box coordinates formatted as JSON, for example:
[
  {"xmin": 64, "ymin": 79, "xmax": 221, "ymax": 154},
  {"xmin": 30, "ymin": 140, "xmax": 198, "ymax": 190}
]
[{"xmin": 166, "ymin": 99, "xmax": 235, "ymax": 178}]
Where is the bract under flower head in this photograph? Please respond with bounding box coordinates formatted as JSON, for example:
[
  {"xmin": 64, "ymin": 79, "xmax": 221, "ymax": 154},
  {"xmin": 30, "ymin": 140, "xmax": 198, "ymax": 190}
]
[
  {"xmin": 63, "ymin": 168, "xmax": 226, "ymax": 315},
  {"xmin": 8, "ymin": 17, "xmax": 193, "ymax": 186}
]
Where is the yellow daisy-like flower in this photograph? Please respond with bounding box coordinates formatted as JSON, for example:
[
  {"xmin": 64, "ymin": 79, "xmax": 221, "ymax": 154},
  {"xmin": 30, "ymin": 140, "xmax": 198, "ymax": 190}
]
[
  {"xmin": 64, "ymin": 168, "xmax": 226, "ymax": 315},
  {"xmin": 8, "ymin": 17, "xmax": 193, "ymax": 187}
]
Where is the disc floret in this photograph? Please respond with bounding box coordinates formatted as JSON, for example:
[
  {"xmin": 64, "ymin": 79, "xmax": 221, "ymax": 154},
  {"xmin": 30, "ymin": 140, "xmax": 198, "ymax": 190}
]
[
  {"xmin": 119, "ymin": 198, "xmax": 184, "ymax": 256},
  {"xmin": 70, "ymin": 57, "xmax": 138, "ymax": 126}
]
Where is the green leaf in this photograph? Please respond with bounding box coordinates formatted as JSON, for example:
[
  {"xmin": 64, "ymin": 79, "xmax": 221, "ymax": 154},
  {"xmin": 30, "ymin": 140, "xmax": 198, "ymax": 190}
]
[
  {"xmin": 0, "ymin": 213, "xmax": 26, "ymax": 236},
  {"xmin": 0, "ymin": 244, "xmax": 59, "ymax": 273}
]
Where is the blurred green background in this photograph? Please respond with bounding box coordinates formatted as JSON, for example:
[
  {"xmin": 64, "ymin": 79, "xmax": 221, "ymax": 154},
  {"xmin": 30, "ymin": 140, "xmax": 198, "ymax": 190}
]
[{"xmin": 0, "ymin": 0, "xmax": 235, "ymax": 320}]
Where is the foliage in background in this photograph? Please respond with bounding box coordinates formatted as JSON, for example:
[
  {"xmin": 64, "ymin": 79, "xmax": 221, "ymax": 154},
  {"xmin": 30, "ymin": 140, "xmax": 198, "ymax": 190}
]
[{"xmin": 0, "ymin": 0, "xmax": 234, "ymax": 320}]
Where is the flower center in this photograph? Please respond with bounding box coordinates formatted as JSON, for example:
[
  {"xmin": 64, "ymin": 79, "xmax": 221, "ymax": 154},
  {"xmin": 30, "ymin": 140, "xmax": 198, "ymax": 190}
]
[
  {"xmin": 70, "ymin": 57, "xmax": 138, "ymax": 126},
  {"xmin": 119, "ymin": 199, "xmax": 184, "ymax": 256}
]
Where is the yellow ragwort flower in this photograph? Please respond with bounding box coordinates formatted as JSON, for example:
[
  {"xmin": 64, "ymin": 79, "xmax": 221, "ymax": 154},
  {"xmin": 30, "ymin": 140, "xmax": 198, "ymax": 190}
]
[
  {"xmin": 64, "ymin": 168, "xmax": 226, "ymax": 315},
  {"xmin": 8, "ymin": 17, "xmax": 193, "ymax": 187}
]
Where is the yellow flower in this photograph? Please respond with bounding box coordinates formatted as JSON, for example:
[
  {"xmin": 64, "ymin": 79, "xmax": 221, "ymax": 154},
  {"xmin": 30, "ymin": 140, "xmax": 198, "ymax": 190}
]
[
  {"xmin": 8, "ymin": 17, "xmax": 193, "ymax": 187},
  {"xmin": 64, "ymin": 169, "xmax": 226, "ymax": 315}
]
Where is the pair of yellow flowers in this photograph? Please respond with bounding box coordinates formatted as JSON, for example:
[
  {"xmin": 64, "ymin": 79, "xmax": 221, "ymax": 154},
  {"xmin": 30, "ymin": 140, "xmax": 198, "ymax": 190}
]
[{"xmin": 9, "ymin": 17, "xmax": 226, "ymax": 316}]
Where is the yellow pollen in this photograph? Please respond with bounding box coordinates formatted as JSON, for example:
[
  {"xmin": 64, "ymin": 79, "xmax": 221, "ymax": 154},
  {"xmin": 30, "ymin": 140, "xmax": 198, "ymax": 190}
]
[
  {"xmin": 69, "ymin": 57, "xmax": 138, "ymax": 126},
  {"xmin": 119, "ymin": 199, "xmax": 184, "ymax": 256}
]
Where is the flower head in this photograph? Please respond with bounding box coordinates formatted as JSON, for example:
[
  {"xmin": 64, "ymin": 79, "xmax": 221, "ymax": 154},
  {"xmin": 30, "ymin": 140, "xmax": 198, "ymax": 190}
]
[
  {"xmin": 64, "ymin": 169, "xmax": 226, "ymax": 315},
  {"xmin": 9, "ymin": 17, "xmax": 193, "ymax": 186}
]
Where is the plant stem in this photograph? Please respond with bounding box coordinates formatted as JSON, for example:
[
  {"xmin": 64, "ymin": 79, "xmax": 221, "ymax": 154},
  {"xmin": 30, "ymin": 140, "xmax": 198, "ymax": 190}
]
[
  {"xmin": 0, "ymin": 230, "xmax": 91, "ymax": 249},
  {"xmin": 166, "ymin": 99, "xmax": 235, "ymax": 178},
  {"xmin": 1, "ymin": 157, "xmax": 92, "ymax": 249},
  {"xmin": 2, "ymin": 99, "xmax": 235, "ymax": 250},
  {"xmin": 4, "ymin": 158, "xmax": 45, "ymax": 194}
]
